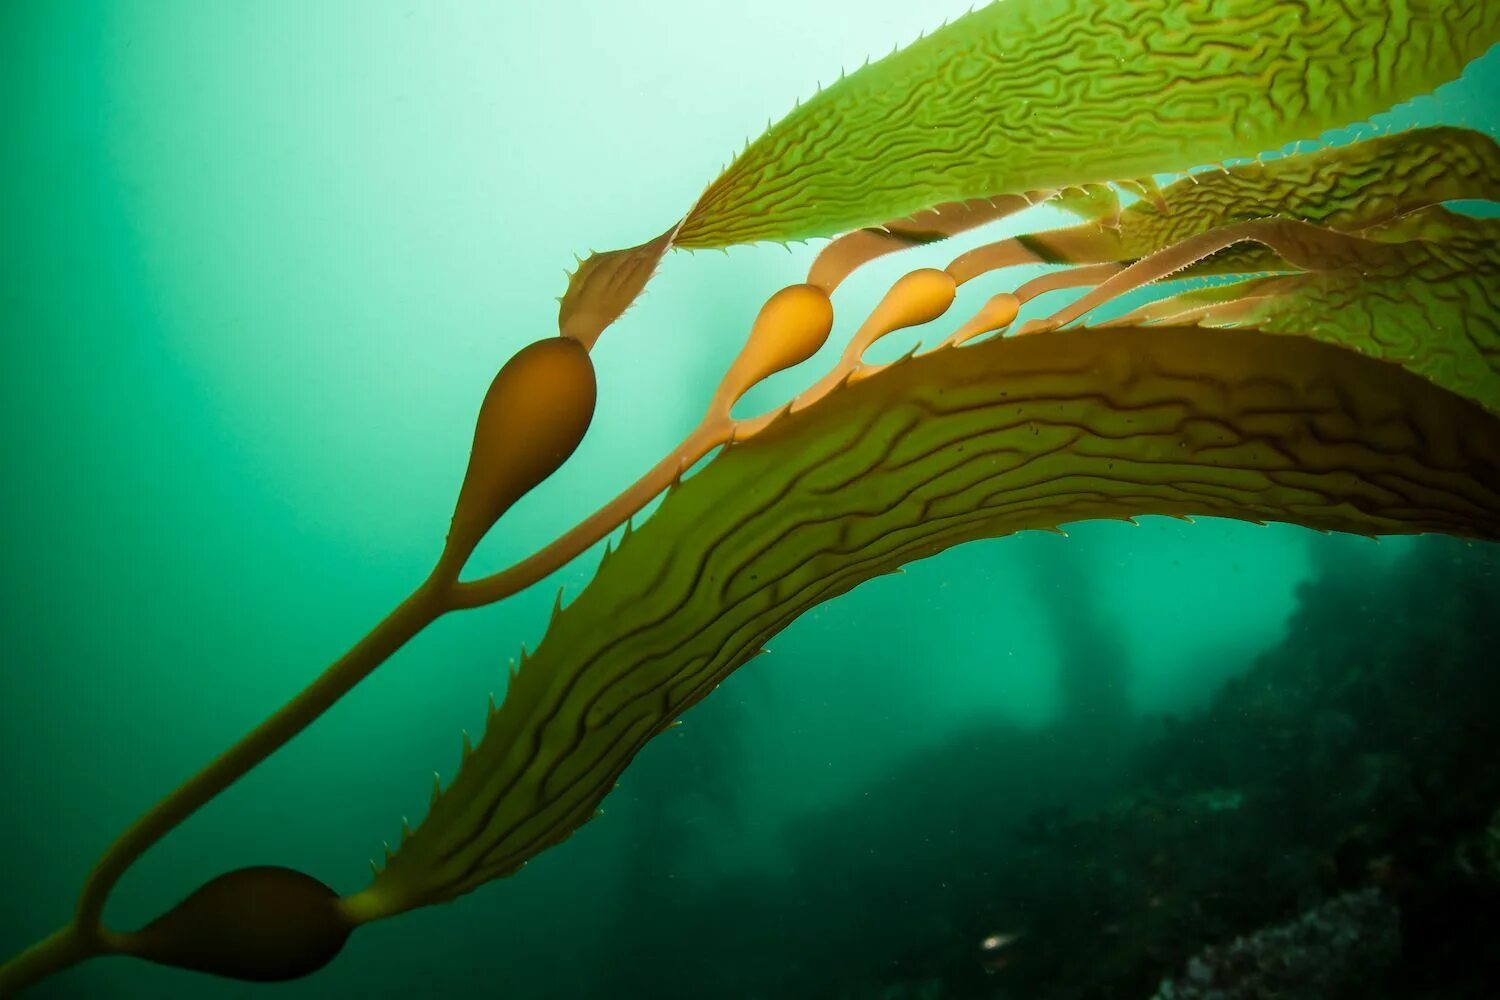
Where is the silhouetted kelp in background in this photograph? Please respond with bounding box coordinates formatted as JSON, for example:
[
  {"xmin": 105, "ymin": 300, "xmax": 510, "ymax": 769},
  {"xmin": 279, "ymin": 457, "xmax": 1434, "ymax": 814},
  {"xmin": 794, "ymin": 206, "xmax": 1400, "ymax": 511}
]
[
  {"xmin": 578, "ymin": 539, "xmax": 1500, "ymax": 999},
  {"xmin": 2, "ymin": 0, "xmax": 1499, "ymax": 992}
]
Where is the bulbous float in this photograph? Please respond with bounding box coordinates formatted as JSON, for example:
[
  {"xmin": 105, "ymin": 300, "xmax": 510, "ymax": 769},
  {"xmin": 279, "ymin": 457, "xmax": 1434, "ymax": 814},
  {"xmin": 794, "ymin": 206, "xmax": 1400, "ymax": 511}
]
[
  {"xmin": 446, "ymin": 335, "xmax": 598, "ymax": 568},
  {"xmin": 127, "ymin": 867, "xmax": 352, "ymax": 983}
]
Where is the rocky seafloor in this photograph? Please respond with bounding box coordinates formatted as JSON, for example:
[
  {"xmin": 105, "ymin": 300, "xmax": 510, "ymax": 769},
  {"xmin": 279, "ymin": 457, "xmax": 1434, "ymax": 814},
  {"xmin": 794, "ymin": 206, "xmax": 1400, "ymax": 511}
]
[{"xmin": 599, "ymin": 536, "xmax": 1500, "ymax": 999}]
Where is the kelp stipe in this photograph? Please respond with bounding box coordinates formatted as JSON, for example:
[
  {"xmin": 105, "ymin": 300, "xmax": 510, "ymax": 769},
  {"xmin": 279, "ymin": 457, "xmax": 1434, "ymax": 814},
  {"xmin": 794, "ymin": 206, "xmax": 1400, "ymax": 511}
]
[
  {"xmin": 0, "ymin": 333, "xmax": 599, "ymax": 993},
  {"xmin": 3, "ymin": 0, "xmax": 1499, "ymax": 992}
]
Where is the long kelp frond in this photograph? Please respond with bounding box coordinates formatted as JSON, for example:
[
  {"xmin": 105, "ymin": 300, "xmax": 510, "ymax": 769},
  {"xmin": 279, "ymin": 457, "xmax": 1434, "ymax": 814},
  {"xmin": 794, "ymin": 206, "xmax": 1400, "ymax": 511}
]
[
  {"xmin": 678, "ymin": 2, "xmax": 1499, "ymax": 249},
  {"xmin": 491, "ymin": 130, "xmax": 1500, "ymax": 617},
  {"xmin": 1108, "ymin": 216, "xmax": 1500, "ymax": 413},
  {"xmin": 354, "ymin": 251, "xmax": 1500, "ymax": 917},
  {"xmin": 948, "ymin": 127, "xmax": 1500, "ymax": 282},
  {"xmin": 559, "ymin": 2, "xmax": 1500, "ymax": 347}
]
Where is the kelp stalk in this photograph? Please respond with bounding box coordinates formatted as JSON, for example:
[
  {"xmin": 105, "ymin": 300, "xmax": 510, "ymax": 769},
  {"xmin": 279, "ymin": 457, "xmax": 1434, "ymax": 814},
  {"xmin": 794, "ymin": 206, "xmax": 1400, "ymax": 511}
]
[{"xmin": 0, "ymin": 570, "xmax": 458, "ymax": 995}]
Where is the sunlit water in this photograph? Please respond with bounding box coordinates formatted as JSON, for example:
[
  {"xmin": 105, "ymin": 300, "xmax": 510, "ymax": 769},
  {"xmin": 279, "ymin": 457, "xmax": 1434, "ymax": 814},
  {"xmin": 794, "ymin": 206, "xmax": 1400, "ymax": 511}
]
[{"xmin": 3, "ymin": 3, "xmax": 1498, "ymax": 997}]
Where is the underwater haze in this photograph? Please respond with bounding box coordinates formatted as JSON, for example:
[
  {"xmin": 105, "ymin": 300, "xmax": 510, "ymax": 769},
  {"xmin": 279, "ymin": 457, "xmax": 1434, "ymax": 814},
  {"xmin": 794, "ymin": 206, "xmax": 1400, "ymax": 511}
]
[{"xmin": 3, "ymin": 1, "xmax": 1499, "ymax": 997}]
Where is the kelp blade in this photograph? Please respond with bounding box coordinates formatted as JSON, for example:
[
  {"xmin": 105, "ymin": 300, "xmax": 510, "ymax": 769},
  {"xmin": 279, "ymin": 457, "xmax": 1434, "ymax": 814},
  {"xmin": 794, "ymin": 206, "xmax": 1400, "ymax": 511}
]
[
  {"xmin": 561, "ymin": 4, "xmax": 1500, "ymax": 343},
  {"xmin": 1016, "ymin": 128, "xmax": 1500, "ymax": 268},
  {"xmin": 1121, "ymin": 215, "xmax": 1500, "ymax": 415},
  {"xmin": 356, "ymin": 320, "xmax": 1500, "ymax": 915},
  {"xmin": 677, "ymin": 0, "xmax": 1500, "ymax": 247}
]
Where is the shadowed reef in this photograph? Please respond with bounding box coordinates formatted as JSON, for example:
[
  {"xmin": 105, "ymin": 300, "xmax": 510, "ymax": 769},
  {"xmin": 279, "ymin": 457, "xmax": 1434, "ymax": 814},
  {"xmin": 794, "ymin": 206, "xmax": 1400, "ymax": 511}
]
[{"xmin": 586, "ymin": 538, "xmax": 1500, "ymax": 999}]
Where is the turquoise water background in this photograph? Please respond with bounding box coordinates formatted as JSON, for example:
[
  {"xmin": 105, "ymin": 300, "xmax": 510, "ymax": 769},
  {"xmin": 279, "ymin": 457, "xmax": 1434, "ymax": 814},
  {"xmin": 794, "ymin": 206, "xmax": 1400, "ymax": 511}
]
[{"xmin": 3, "ymin": 2, "xmax": 1497, "ymax": 996}]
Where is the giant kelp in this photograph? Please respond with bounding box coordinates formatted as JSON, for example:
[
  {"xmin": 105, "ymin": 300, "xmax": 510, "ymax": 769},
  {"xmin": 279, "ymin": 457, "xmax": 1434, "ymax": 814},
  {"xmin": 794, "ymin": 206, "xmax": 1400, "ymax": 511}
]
[
  {"xmin": 362, "ymin": 278, "xmax": 1500, "ymax": 915},
  {"xmin": 683, "ymin": 1, "xmax": 1496, "ymax": 246},
  {"xmin": 950, "ymin": 127, "xmax": 1500, "ymax": 278},
  {"xmin": 560, "ymin": 0, "xmax": 1500, "ymax": 346},
  {"xmin": 3, "ymin": 1, "xmax": 1498, "ymax": 994}
]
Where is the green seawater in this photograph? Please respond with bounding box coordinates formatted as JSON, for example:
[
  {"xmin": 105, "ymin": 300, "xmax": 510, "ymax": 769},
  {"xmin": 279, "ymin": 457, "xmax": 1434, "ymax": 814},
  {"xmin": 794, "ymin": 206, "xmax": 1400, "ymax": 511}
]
[{"xmin": 2, "ymin": 2, "xmax": 1498, "ymax": 997}]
